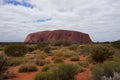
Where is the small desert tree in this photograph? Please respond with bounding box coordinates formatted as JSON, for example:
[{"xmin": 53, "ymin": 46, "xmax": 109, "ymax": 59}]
[
  {"xmin": 91, "ymin": 45, "xmax": 114, "ymax": 63},
  {"xmin": 111, "ymin": 40, "xmax": 120, "ymax": 49},
  {"xmin": 0, "ymin": 53, "xmax": 8, "ymax": 79},
  {"xmin": 37, "ymin": 42, "xmax": 49, "ymax": 50},
  {"xmin": 52, "ymin": 40, "xmax": 72, "ymax": 46},
  {"xmin": 4, "ymin": 44, "xmax": 28, "ymax": 57},
  {"xmin": 44, "ymin": 46, "xmax": 51, "ymax": 53}
]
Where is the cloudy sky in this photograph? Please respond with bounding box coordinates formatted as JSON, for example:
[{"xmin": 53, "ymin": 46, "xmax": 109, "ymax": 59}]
[{"xmin": 0, "ymin": 0, "xmax": 120, "ymax": 42}]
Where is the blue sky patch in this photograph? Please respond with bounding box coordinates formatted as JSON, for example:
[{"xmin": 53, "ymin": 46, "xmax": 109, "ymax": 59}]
[
  {"xmin": 23, "ymin": 18, "xmax": 52, "ymax": 23},
  {"xmin": 33, "ymin": 18, "xmax": 52, "ymax": 23},
  {"xmin": 3, "ymin": 0, "xmax": 35, "ymax": 8}
]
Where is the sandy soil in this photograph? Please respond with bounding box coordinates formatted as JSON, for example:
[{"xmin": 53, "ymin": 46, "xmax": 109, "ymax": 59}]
[
  {"xmin": 75, "ymin": 65, "xmax": 91, "ymax": 80},
  {"xmin": 80, "ymin": 55, "xmax": 88, "ymax": 61},
  {"xmin": 7, "ymin": 55, "xmax": 91, "ymax": 80},
  {"xmin": 45, "ymin": 56, "xmax": 53, "ymax": 64},
  {"xmin": 7, "ymin": 66, "xmax": 42, "ymax": 80}
]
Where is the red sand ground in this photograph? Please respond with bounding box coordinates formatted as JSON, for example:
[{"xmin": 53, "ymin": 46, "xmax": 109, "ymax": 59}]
[
  {"xmin": 8, "ymin": 66, "xmax": 42, "ymax": 80},
  {"xmin": 75, "ymin": 55, "xmax": 91, "ymax": 80},
  {"xmin": 75, "ymin": 68, "xmax": 90, "ymax": 80},
  {"xmin": 7, "ymin": 55, "xmax": 92, "ymax": 80}
]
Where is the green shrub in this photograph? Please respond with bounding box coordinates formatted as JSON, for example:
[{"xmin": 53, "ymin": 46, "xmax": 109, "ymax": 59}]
[
  {"xmin": 52, "ymin": 51, "xmax": 64, "ymax": 58},
  {"xmin": 0, "ymin": 47, "xmax": 5, "ymax": 51},
  {"xmin": 42, "ymin": 64, "xmax": 58, "ymax": 72},
  {"xmin": 0, "ymin": 53, "xmax": 9, "ymax": 80},
  {"xmin": 52, "ymin": 50, "xmax": 65, "ymax": 62},
  {"xmin": 111, "ymin": 40, "xmax": 120, "ymax": 49},
  {"xmin": 35, "ymin": 59, "xmax": 46, "ymax": 66},
  {"xmin": 28, "ymin": 46, "xmax": 37, "ymax": 52},
  {"xmin": 35, "ymin": 52, "xmax": 47, "ymax": 59},
  {"xmin": 56, "ymin": 63, "xmax": 83, "ymax": 80},
  {"xmin": 18, "ymin": 64, "xmax": 38, "ymax": 72},
  {"xmin": 1, "ymin": 71, "xmax": 16, "ymax": 79},
  {"xmin": 101, "ymin": 72, "xmax": 120, "ymax": 80},
  {"xmin": 91, "ymin": 61, "xmax": 120, "ymax": 80},
  {"xmin": 70, "ymin": 56, "xmax": 80, "ymax": 61},
  {"xmin": 0, "ymin": 53, "xmax": 8, "ymax": 72},
  {"xmin": 42, "ymin": 65, "xmax": 52, "ymax": 72},
  {"xmin": 35, "ymin": 59, "xmax": 50, "ymax": 66},
  {"xmin": 44, "ymin": 46, "xmax": 51, "ymax": 53},
  {"xmin": 7, "ymin": 57, "xmax": 27, "ymax": 66},
  {"xmin": 53, "ymin": 57, "xmax": 64, "ymax": 63},
  {"xmin": 112, "ymin": 50, "xmax": 120, "ymax": 62},
  {"xmin": 31, "ymin": 49, "xmax": 41, "ymax": 54},
  {"xmin": 69, "ymin": 44, "xmax": 78, "ymax": 51},
  {"xmin": 80, "ymin": 45, "xmax": 92, "ymax": 55},
  {"xmin": 34, "ymin": 72, "xmax": 56, "ymax": 80},
  {"xmin": 64, "ymin": 51, "xmax": 76, "ymax": 58},
  {"xmin": 37, "ymin": 42, "xmax": 49, "ymax": 50},
  {"xmin": 77, "ymin": 61, "xmax": 89, "ymax": 68},
  {"xmin": 64, "ymin": 53, "xmax": 72, "ymax": 58},
  {"xmin": 52, "ymin": 40, "xmax": 72, "ymax": 46},
  {"xmin": 52, "ymin": 48, "xmax": 75, "ymax": 58},
  {"xmin": 4, "ymin": 44, "xmax": 28, "ymax": 57},
  {"xmin": 34, "ymin": 63, "xmax": 83, "ymax": 80},
  {"xmin": 91, "ymin": 45, "xmax": 114, "ymax": 63}
]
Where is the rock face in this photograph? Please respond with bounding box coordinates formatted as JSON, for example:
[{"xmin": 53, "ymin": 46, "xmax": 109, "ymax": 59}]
[{"xmin": 24, "ymin": 30, "xmax": 92, "ymax": 43}]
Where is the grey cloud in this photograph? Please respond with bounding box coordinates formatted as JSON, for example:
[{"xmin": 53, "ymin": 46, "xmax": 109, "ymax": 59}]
[{"xmin": 0, "ymin": 0, "xmax": 120, "ymax": 42}]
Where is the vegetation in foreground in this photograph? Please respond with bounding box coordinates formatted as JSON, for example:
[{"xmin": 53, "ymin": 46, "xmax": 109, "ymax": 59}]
[
  {"xmin": 91, "ymin": 61, "xmax": 120, "ymax": 80},
  {"xmin": 0, "ymin": 40, "xmax": 120, "ymax": 80},
  {"xmin": 34, "ymin": 63, "xmax": 83, "ymax": 80},
  {"xmin": 18, "ymin": 64, "xmax": 38, "ymax": 72}
]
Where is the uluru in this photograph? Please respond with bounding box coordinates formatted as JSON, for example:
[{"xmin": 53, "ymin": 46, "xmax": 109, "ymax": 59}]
[{"xmin": 24, "ymin": 30, "xmax": 92, "ymax": 43}]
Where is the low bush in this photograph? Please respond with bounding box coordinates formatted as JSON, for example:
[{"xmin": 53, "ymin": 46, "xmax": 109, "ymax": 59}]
[
  {"xmin": 4, "ymin": 44, "xmax": 28, "ymax": 57},
  {"xmin": 77, "ymin": 61, "xmax": 89, "ymax": 68},
  {"xmin": 0, "ymin": 53, "xmax": 9, "ymax": 80},
  {"xmin": 111, "ymin": 40, "xmax": 120, "ymax": 49},
  {"xmin": 52, "ymin": 40, "xmax": 72, "ymax": 46},
  {"xmin": 112, "ymin": 50, "xmax": 120, "ymax": 62},
  {"xmin": 35, "ymin": 52, "xmax": 47, "ymax": 59},
  {"xmin": 35, "ymin": 59, "xmax": 50, "ymax": 66},
  {"xmin": 52, "ymin": 48, "xmax": 77, "ymax": 58},
  {"xmin": 37, "ymin": 42, "xmax": 49, "ymax": 50},
  {"xmin": 44, "ymin": 46, "xmax": 51, "ymax": 53},
  {"xmin": 52, "ymin": 50, "xmax": 64, "ymax": 58},
  {"xmin": 80, "ymin": 45, "xmax": 92, "ymax": 55},
  {"xmin": 28, "ymin": 46, "xmax": 37, "ymax": 52},
  {"xmin": 56, "ymin": 63, "xmax": 83, "ymax": 80},
  {"xmin": 64, "ymin": 51, "xmax": 76, "ymax": 58},
  {"xmin": 53, "ymin": 57, "xmax": 64, "ymax": 63},
  {"xmin": 31, "ymin": 49, "xmax": 41, "ymax": 54},
  {"xmin": 35, "ymin": 59, "xmax": 46, "ymax": 66},
  {"xmin": 91, "ymin": 61, "xmax": 120, "ymax": 80},
  {"xmin": 34, "ymin": 72, "xmax": 55, "ymax": 80},
  {"xmin": 69, "ymin": 44, "xmax": 78, "ymax": 51},
  {"xmin": 42, "ymin": 64, "xmax": 58, "ymax": 72},
  {"xmin": 18, "ymin": 64, "xmax": 38, "ymax": 72},
  {"xmin": 90, "ymin": 45, "xmax": 114, "ymax": 63},
  {"xmin": 70, "ymin": 56, "xmax": 80, "ymax": 61},
  {"xmin": 101, "ymin": 72, "xmax": 120, "ymax": 80},
  {"xmin": 52, "ymin": 50, "xmax": 65, "ymax": 62},
  {"xmin": 0, "ymin": 47, "xmax": 5, "ymax": 51},
  {"xmin": 7, "ymin": 57, "xmax": 27, "ymax": 66},
  {"xmin": 34, "ymin": 63, "xmax": 83, "ymax": 80},
  {"xmin": 0, "ymin": 53, "xmax": 8, "ymax": 72},
  {"xmin": 0, "ymin": 71, "xmax": 16, "ymax": 79}
]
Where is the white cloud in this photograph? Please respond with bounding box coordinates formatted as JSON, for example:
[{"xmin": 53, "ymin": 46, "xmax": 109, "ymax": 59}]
[{"xmin": 0, "ymin": 0, "xmax": 120, "ymax": 42}]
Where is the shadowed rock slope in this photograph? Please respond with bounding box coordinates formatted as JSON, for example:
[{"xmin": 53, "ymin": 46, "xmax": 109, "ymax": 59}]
[{"xmin": 24, "ymin": 30, "xmax": 92, "ymax": 43}]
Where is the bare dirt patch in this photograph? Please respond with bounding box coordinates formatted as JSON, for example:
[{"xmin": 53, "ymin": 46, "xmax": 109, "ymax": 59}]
[
  {"xmin": 7, "ymin": 66, "xmax": 42, "ymax": 80},
  {"xmin": 7, "ymin": 55, "xmax": 91, "ymax": 80}
]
